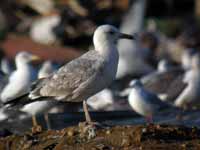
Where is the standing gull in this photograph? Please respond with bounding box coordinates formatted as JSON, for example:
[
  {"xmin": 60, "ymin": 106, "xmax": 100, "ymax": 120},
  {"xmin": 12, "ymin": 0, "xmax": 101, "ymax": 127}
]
[
  {"xmin": 1, "ymin": 52, "xmax": 39, "ymax": 102},
  {"xmin": 0, "ymin": 52, "xmax": 41, "ymax": 130},
  {"xmin": 116, "ymin": 0, "xmax": 151, "ymax": 79},
  {"xmin": 4, "ymin": 25, "xmax": 135, "ymax": 127},
  {"xmin": 128, "ymin": 79, "xmax": 171, "ymax": 123},
  {"xmin": 174, "ymin": 54, "xmax": 200, "ymax": 108}
]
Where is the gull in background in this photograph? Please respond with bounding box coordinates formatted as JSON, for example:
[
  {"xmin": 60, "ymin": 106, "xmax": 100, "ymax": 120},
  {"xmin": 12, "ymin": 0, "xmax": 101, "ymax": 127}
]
[
  {"xmin": 118, "ymin": 58, "xmax": 177, "ymax": 99},
  {"xmin": 1, "ymin": 52, "xmax": 39, "ymax": 102},
  {"xmin": 0, "ymin": 52, "xmax": 42, "ymax": 129},
  {"xmin": 157, "ymin": 52, "xmax": 200, "ymax": 104},
  {"xmin": 30, "ymin": 15, "xmax": 61, "ymax": 45},
  {"xmin": 175, "ymin": 53, "xmax": 200, "ymax": 108},
  {"xmin": 128, "ymin": 79, "xmax": 172, "ymax": 123},
  {"xmin": 116, "ymin": 0, "xmax": 154, "ymax": 79},
  {"xmin": 4, "ymin": 25, "xmax": 135, "ymax": 136}
]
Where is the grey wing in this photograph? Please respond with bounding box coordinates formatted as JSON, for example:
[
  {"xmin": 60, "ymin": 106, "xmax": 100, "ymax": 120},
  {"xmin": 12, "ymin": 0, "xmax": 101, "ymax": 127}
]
[
  {"xmin": 144, "ymin": 90, "xmax": 172, "ymax": 111},
  {"xmin": 165, "ymin": 75, "xmax": 187, "ymax": 102},
  {"xmin": 143, "ymin": 90, "xmax": 165, "ymax": 106},
  {"xmin": 141, "ymin": 68, "xmax": 184, "ymax": 94},
  {"xmin": 30, "ymin": 51, "xmax": 104, "ymax": 100}
]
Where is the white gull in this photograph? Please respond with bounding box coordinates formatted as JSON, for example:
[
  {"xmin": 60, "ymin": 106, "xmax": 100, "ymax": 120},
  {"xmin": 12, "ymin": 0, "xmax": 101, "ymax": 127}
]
[{"xmin": 1, "ymin": 52, "xmax": 38, "ymax": 102}]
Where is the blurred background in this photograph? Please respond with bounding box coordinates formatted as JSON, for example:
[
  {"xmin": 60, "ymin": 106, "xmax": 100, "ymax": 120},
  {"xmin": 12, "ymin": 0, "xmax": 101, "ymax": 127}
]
[
  {"xmin": 0, "ymin": 0, "xmax": 197, "ymax": 61},
  {"xmin": 0, "ymin": 0, "xmax": 200, "ymax": 133}
]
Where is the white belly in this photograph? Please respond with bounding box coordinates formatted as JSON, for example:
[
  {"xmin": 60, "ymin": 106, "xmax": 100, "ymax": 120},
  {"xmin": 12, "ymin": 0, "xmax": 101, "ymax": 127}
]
[{"xmin": 128, "ymin": 89, "xmax": 154, "ymax": 117}]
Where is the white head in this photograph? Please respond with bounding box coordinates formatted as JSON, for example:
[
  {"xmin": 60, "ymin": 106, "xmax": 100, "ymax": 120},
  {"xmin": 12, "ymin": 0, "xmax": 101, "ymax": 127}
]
[
  {"xmin": 129, "ymin": 79, "xmax": 143, "ymax": 88},
  {"xmin": 93, "ymin": 25, "xmax": 134, "ymax": 53},
  {"xmin": 15, "ymin": 51, "xmax": 40, "ymax": 68}
]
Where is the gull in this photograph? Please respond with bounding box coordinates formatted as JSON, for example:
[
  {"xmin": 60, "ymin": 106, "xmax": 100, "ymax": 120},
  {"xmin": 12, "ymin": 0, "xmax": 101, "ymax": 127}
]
[
  {"xmin": 128, "ymin": 79, "xmax": 171, "ymax": 123},
  {"xmin": 158, "ymin": 53, "xmax": 200, "ymax": 104},
  {"xmin": 38, "ymin": 60, "xmax": 55, "ymax": 79},
  {"xmin": 174, "ymin": 53, "xmax": 200, "ymax": 108},
  {"xmin": 140, "ymin": 49, "xmax": 198, "ymax": 103},
  {"xmin": 4, "ymin": 25, "xmax": 135, "ymax": 130},
  {"xmin": 118, "ymin": 59, "xmax": 177, "ymax": 98},
  {"xmin": 1, "ymin": 52, "xmax": 39, "ymax": 103},
  {"xmin": 0, "ymin": 52, "xmax": 41, "ymax": 130},
  {"xmin": 30, "ymin": 15, "xmax": 61, "ymax": 45},
  {"xmin": 116, "ymin": 0, "xmax": 154, "ymax": 79}
]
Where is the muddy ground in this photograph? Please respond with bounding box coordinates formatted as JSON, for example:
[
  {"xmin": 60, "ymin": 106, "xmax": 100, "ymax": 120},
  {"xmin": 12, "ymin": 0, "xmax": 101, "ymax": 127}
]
[{"xmin": 0, "ymin": 123, "xmax": 200, "ymax": 150}]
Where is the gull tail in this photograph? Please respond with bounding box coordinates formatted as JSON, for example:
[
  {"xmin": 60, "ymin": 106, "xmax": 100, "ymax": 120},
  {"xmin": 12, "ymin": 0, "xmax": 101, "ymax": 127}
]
[
  {"xmin": 3, "ymin": 93, "xmax": 33, "ymax": 108},
  {"xmin": 3, "ymin": 94, "xmax": 52, "ymax": 108}
]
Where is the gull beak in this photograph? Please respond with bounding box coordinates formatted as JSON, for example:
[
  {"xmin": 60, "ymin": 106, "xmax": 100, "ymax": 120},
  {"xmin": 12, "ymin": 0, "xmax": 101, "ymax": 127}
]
[
  {"xmin": 30, "ymin": 55, "xmax": 40, "ymax": 61},
  {"xmin": 119, "ymin": 33, "xmax": 136, "ymax": 40}
]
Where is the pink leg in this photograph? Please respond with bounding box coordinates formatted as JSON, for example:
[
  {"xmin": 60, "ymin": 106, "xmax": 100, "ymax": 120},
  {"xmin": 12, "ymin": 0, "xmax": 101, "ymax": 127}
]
[
  {"xmin": 145, "ymin": 115, "xmax": 153, "ymax": 124},
  {"xmin": 83, "ymin": 100, "xmax": 92, "ymax": 123}
]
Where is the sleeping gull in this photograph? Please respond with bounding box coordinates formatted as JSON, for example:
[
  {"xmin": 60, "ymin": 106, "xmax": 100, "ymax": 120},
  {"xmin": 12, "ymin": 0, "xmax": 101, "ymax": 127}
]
[
  {"xmin": 4, "ymin": 25, "xmax": 135, "ymax": 132},
  {"xmin": 128, "ymin": 79, "xmax": 171, "ymax": 123}
]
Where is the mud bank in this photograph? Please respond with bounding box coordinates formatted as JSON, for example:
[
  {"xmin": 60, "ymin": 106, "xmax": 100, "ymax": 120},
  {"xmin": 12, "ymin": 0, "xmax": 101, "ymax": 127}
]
[{"xmin": 0, "ymin": 124, "xmax": 200, "ymax": 150}]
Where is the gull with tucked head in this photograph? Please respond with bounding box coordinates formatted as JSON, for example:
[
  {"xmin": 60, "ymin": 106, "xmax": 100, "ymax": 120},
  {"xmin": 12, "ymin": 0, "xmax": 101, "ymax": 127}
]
[{"xmin": 4, "ymin": 25, "xmax": 135, "ymax": 135}]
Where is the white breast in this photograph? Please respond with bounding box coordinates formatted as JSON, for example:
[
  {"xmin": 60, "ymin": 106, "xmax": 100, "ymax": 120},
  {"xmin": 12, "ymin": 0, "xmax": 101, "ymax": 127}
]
[{"xmin": 128, "ymin": 89, "xmax": 154, "ymax": 117}]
